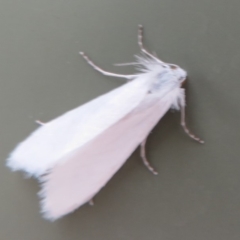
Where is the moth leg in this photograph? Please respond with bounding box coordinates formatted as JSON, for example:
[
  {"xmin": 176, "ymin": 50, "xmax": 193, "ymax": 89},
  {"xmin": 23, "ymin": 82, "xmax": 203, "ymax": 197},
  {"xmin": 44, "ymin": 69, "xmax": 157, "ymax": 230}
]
[
  {"xmin": 88, "ymin": 199, "xmax": 94, "ymax": 206},
  {"xmin": 180, "ymin": 105, "xmax": 204, "ymax": 144},
  {"xmin": 138, "ymin": 25, "xmax": 163, "ymax": 63},
  {"xmin": 80, "ymin": 52, "xmax": 137, "ymax": 80},
  {"xmin": 140, "ymin": 139, "xmax": 158, "ymax": 175},
  {"xmin": 35, "ymin": 120, "xmax": 45, "ymax": 125}
]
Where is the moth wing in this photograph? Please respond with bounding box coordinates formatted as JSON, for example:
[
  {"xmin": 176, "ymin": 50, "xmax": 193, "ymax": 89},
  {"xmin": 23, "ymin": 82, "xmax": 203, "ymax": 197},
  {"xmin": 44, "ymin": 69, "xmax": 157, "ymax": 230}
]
[
  {"xmin": 7, "ymin": 77, "xmax": 149, "ymax": 177},
  {"xmin": 40, "ymin": 93, "xmax": 175, "ymax": 221}
]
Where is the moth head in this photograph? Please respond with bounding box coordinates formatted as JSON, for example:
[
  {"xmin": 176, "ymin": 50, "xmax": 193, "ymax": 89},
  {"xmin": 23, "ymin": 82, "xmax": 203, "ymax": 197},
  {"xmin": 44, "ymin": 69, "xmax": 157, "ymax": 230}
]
[{"xmin": 168, "ymin": 64, "xmax": 187, "ymax": 86}]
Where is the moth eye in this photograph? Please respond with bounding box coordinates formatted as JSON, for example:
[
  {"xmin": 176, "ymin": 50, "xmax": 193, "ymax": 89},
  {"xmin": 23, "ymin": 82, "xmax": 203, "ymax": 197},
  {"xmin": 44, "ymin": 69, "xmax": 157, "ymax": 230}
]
[{"xmin": 181, "ymin": 78, "xmax": 187, "ymax": 86}]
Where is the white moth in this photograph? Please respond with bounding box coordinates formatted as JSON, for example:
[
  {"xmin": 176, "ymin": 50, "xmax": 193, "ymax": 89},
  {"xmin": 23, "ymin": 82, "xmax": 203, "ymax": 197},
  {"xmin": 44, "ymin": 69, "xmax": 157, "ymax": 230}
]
[{"xmin": 7, "ymin": 25, "xmax": 204, "ymax": 221}]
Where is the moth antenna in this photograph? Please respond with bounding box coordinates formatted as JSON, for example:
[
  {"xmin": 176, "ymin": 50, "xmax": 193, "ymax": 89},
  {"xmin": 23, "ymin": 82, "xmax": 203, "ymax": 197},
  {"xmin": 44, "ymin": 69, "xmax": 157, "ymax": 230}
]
[
  {"xmin": 79, "ymin": 52, "xmax": 137, "ymax": 80},
  {"xmin": 138, "ymin": 25, "xmax": 163, "ymax": 63},
  {"xmin": 113, "ymin": 62, "xmax": 138, "ymax": 66}
]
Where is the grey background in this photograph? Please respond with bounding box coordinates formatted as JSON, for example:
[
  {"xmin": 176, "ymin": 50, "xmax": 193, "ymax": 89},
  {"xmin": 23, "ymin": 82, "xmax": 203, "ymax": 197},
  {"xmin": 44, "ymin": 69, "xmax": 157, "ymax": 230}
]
[{"xmin": 1, "ymin": 0, "xmax": 240, "ymax": 239}]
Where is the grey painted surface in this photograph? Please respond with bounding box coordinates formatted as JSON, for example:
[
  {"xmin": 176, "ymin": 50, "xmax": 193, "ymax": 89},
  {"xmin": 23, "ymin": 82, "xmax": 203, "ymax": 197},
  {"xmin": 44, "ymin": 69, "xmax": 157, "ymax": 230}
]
[{"xmin": 1, "ymin": 1, "xmax": 240, "ymax": 239}]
